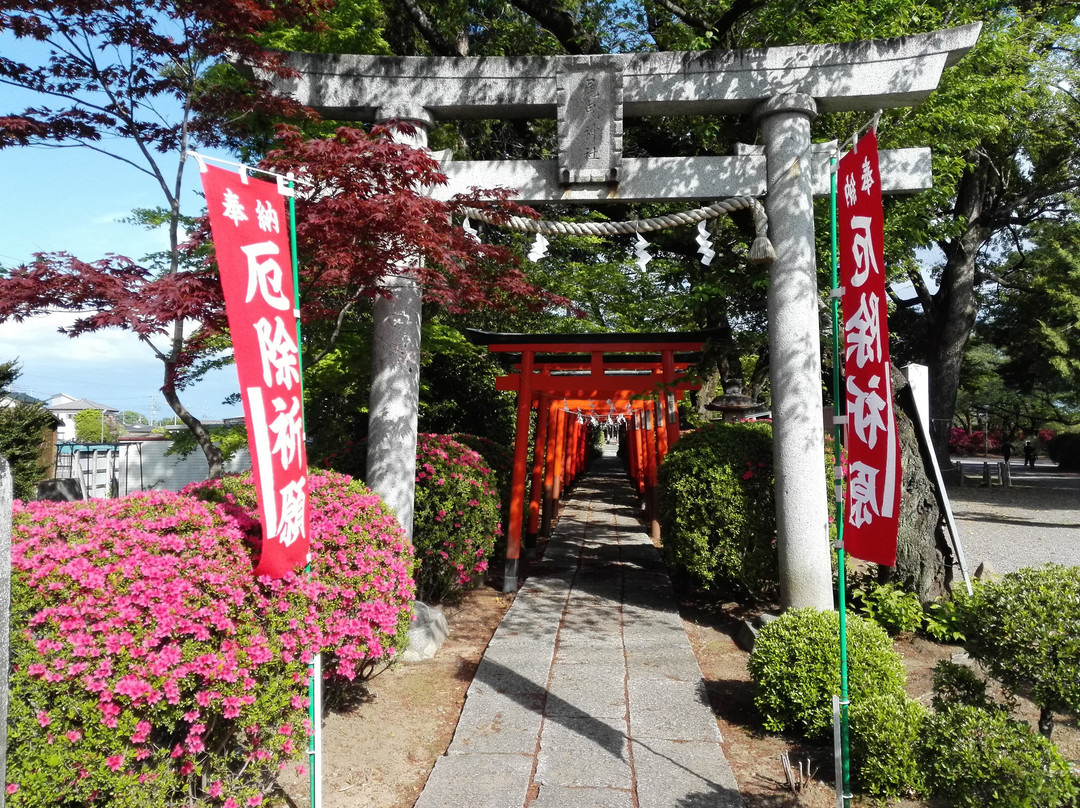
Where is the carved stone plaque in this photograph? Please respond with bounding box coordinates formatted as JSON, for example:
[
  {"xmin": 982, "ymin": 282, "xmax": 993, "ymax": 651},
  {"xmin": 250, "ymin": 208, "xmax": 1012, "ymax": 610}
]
[{"xmin": 556, "ymin": 57, "xmax": 623, "ymax": 185}]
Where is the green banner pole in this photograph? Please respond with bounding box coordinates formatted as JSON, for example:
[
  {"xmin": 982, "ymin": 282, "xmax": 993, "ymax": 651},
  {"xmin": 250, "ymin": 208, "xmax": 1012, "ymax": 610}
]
[
  {"xmin": 285, "ymin": 178, "xmax": 319, "ymax": 808},
  {"xmin": 829, "ymin": 153, "xmax": 852, "ymax": 808}
]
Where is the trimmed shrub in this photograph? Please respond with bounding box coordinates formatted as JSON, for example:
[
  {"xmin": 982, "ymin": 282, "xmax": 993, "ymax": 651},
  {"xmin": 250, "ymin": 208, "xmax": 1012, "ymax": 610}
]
[
  {"xmin": 849, "ymin": 693, "xmax": 927, "ymax": 798},
  {"xmin": 451, "ymin": 433, "xmax": 514, "ymax": 544},
  {"xmin": 7, "ymin": 492, "xmax": 311, "ymax": 806},
  {"xmin": 747, "ymin": 608, "xmax": 906, "ymax": 740},
  {"xmin": 930, "ymin": 659, "xmax": 996, "ymax": 713},
  {"xmin": 183, "ymin": 468, "xmax": 416, "ymax": 682},
  {"xmin": 1047, "ymin": 430, "xmax": 1080, "ymax": 470},
  {"xmin": 919, "ymin": 704, "xmax": 1080, "ymax": 808},
  {"xmin": 412, "ymin": 433, "xmax": 501, "ymax": 602},
  {"xmin": 953, "ymin": 564, "xmax": 1080, "ymax": 735},
  {"xmin": 658, "ymin": 421, "xmax": 776, "ymax": 596}
]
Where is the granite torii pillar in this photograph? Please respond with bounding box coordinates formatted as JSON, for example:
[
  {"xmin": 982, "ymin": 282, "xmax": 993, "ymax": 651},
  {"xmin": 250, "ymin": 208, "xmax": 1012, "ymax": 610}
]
[
  {"xmin": 365, "ymin": 111, "xmax": 429, "ymax": 541},
  {"xmin": 258, "ymin": 23, "xmax": 981, "ymax": 609}
]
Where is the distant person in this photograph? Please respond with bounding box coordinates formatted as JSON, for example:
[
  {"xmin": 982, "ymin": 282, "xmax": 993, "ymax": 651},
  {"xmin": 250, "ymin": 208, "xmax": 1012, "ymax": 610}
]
[
  {"xmin": 1024, "ymin": 441, "xmax": 1036, "ymax": 468},
  {"xmin": 1001, "ymin": 439, "xmax": 1013, "ymax": 465}
]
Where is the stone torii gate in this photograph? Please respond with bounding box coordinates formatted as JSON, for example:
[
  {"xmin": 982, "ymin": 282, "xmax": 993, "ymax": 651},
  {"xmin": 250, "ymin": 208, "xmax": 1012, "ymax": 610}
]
[{"xmin": 259, "ymin": 23, "xmax": 981, "ymax": 610}]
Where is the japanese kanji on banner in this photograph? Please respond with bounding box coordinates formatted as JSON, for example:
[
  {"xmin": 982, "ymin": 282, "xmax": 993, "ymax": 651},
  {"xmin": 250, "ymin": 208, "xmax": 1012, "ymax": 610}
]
[
  {"xmin": 199, "ymin": 163, "xmax": 309, "ymax": 578},
  {"xmin": 839, "ymin": 131, "xmax": 901, "ymax": 566}
]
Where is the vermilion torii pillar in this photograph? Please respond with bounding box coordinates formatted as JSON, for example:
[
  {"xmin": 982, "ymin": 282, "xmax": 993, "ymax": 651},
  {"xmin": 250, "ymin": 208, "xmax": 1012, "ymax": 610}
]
[{"xmin": 259, "ymin": 25, "xmax": 981, "ymax": 607}]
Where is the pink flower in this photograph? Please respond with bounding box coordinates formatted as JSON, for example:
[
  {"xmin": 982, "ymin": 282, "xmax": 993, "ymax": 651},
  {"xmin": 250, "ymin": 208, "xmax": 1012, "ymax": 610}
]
[
  {"xmin": 247, "ymin": 795, "xmax": 263, "ymax": 806},
  {"xmin": 6, "ymin": 784, "xmax": 18, "ymax": 795},
  {"xmin": 208, "ymin": 781, "xmax": 224, "ymax": 798},
  {"xmin": 65, "ymin": 730, "xmax": 82, "ymax": 743},
  {"xmin": 130, "ymin": 720, "xmax": 152, "ymax": 744},
  {"xmin": 36, "ymin": 710, "xmax": 50, "ymax": 727},
  {"xmin": 106, "ymin": 754, "xmax": 124, "ymax": 772}
]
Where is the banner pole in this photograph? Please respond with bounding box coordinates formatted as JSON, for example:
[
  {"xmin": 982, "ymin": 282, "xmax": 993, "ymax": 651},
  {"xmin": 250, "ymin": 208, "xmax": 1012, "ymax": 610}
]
[
  {"xmin": 285, "ymin": 179, "xmax": 321, "ymax": 808},
  {"xmin": 829, "ymin": 153, "xmax": 852, "ymax": 808}
]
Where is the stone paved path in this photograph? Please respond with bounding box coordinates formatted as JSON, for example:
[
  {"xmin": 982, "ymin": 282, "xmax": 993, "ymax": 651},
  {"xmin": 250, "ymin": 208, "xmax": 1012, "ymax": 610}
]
[{"xmin": 414, "ymin": 453, "xmax": 743, "ymax": 808}]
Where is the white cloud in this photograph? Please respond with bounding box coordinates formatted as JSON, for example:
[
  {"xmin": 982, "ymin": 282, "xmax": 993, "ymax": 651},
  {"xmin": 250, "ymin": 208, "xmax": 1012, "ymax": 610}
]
[
  {"xmin": 0, "ymin": 312, "xmax": 163, "ymax": 365},
  {"xmin": 1, "ymin": 313, "xmax": 240, "ymax": 419}
]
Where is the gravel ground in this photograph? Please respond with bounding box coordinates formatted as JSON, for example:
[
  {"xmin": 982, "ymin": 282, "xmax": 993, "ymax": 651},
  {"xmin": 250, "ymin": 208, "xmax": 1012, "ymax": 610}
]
[{"xmin": 946, "ymin": 460, "xmax": 1080, "ymax": 575}]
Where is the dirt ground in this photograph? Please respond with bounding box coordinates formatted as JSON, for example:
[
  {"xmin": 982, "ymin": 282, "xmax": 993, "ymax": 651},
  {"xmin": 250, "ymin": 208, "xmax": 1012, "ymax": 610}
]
[
  {"xmin": 275, "ymin": 523, "xmax": 1079, "ymax": 808},
  {"xmin": 275, "ymin": 586, "xmax": 514, "ymax": 808}
]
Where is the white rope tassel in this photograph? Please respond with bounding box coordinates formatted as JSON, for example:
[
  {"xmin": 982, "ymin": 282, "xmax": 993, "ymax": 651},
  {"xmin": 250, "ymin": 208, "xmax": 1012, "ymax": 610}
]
[
  {"xmin": 527, "ymin": 232, "xmax": 549, "ymax": 262},
  {"xmin": 462, "ymin": 216, "xmax": 480, "ymax": 242},
  {"xmin": 635, "ymin": 232, "xmax": 651, "ymax": 271},
  {"xmin": 696, "ymin": 220, "xmax": 715, "ymax": 266}
]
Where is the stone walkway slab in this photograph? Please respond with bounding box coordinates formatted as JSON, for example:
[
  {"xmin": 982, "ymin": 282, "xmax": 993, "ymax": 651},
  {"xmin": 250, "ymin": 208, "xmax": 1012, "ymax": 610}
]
[{"xmin": 414, "ymin": 452, "xmax": 743, "ymax": 808}]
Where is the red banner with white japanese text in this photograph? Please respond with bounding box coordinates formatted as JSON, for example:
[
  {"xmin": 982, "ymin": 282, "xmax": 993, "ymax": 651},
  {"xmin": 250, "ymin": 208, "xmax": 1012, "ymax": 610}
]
[
  {"xmin": 199, "ymin": 163, "xmax": 309, "ymax": 578},
  {"xmin": 839, "ymin": 131, "xmax": 901, "ymax": 566}
]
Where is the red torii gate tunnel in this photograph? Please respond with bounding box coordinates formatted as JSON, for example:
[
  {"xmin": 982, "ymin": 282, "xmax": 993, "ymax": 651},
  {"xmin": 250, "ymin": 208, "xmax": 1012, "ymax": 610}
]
[{"xmin": 468, "ymin": 330, "xmax": 709, "ymax": 592}]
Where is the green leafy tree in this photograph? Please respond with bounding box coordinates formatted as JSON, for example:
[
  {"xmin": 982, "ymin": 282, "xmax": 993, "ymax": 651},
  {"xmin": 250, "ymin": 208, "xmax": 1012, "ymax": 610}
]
[
  {"xmin": 0, "ymin": 360, "xmax": 57, "ymax": 500},
  {"xmin": 73, "ymin": 409, "xmax": 122, "ymax": 444},
  {"xmin": 165, "ymin": 423, "xmax": 249, "ymax": 465},
  {"xmin": 418, "ymin": 323, "xmax": 516, "ymax": 447},
  {"xmin": 982, "ymin": 216, "xmax": 1080, "ymax": 422},
  {"xmin": 117, "ymin": 410, "xmax": 149, "ymax": 427}
]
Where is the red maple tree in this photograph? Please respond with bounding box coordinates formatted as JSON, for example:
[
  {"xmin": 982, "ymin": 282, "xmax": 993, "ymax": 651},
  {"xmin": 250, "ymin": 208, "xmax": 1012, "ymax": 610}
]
[{"xmin": 247, "ymin": 123, "xmax": 548, "ymax": 363}]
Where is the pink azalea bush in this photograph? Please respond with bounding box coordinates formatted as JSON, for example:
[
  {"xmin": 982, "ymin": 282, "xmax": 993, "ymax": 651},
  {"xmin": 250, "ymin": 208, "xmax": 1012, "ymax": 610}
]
[
  {"xmin": 7, "ymin": 470, "xmax": 414, "ymax": 806},
  {"xmin": 948, "ymin": 427, "xmax": 1001, "ymax": 456},
  {"xmin": 449, "ymin": 433, "xmax": 513, "ymax": 546},
  {"xmin": 413, "ymin": 433, "xmax": 501, "ymax": 602},
  {"xmin": 7, "ymin": 491, "xmax": 308, "ymax": 806},
  {"xmin": 183, "ymin": 469, "xmax": 414, "ymax": 683}
]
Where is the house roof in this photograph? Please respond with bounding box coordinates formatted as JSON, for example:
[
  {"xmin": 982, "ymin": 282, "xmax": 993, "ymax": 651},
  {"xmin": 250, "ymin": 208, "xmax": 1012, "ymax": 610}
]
[
  {"xmin": 1, "ymin": 391, "xmax": 42, "ymax": 406},
  {"xmin": 46, "ymin": 396, "xmax": 119, "ymax": 414}
]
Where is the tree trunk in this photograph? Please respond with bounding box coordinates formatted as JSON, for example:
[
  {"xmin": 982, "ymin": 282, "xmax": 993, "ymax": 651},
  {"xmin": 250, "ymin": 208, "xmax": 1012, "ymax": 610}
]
[
  {"xmin": 881, "ymin": 367, "xmax": 951, "ymax": 604},
  {"xmin": 925, "ymin": 157, "xmax": 990, "ymax": 465},
  {"xmin": 1039, "ymin": 706, "xmax": 1054, "ymax": 739},
  {"xmin": 695, "ymin": 360, "xmax": 721, "ymax": 418},
  {"xmin": 161, "ymin": 366, "xmax": 224, "ymax": 479}
]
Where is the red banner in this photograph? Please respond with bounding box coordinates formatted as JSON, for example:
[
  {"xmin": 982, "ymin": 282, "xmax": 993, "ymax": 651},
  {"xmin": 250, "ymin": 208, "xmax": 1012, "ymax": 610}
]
[
  {"xmin": 839, "ymin": 131, "xmax": 901, "ymax": 566},
  {"xmin": 199, "ymin": 163, "xmax": 309, "ymax": 578}
]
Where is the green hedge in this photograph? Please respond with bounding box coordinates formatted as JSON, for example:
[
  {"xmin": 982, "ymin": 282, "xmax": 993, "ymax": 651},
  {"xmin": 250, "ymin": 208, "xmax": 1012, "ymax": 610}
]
[
  {"xmin": 658, "ymin": 421, "xmax": 776, "ymax": 596},
  {"xmin": 747, "ymin": 607, "xmax": 906, "ymax": 740},
  {"xmin": 1046, "ymin": 430, "xmax": 1080, "ymax": 470},
  {"xmin": 954, "ymin": 564, "xmax": 1080, "ymax": 736},
  {"xmin": 919, "ymin": 704, "xmax": 1080, "ymax": 807},
  {"xmin": 849, "ymin": 692, "xmax": 927, "ymax": 798}
]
